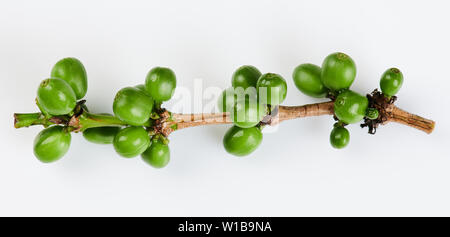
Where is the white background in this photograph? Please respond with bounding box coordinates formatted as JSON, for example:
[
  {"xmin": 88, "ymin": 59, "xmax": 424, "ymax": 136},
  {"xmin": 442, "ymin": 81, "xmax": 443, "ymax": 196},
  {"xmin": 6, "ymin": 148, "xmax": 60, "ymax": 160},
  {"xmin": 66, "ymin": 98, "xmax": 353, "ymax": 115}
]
[{"xmin": 1, "ymin": 0, "xmax": 449, "ymax": 216}]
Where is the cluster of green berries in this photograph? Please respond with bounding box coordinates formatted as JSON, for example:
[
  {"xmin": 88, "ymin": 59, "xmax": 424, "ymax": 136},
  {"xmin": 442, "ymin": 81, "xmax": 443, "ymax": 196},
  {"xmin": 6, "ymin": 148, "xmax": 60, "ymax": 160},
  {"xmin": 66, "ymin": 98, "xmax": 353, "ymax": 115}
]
[
  {"xmin": 31, "ymin": 52, "xmax": 405, "ymax": 164},
  {"xmin": 33, "ymin": 58, "xmax": 176, "ymax": 168},
  {"xmin": 111, "ymin": 66, "xmax": 175, "ymax": 168},
  {"xmin": 218, "ymin": 66, "xmax": 288, "ymax": 156},
  {"xmin": 34, "ymin": 58, "xmax": 87, "ymax": 163},
  {"xmin": 292, "ymin": 52, "xmax": 404, "ymax": 149}
]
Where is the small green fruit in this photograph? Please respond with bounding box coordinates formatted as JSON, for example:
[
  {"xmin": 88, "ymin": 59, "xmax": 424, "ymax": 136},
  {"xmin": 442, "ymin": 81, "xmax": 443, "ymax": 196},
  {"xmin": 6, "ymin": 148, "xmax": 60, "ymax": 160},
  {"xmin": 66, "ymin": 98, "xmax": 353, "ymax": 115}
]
[
  {"xmin": 223, "ymin": 126, "xmax": 263, "ymax": 156},
  {"xmin": 232, "ymin": 65, "xmax": 261, "ymax": 90},
  {"xmin": 380, "ymin": 68, "xmax": 403, "ymax": 97},
  {"xmin": 256, "ymin": 73, "xmax": 287, "ymax": 106},
  {"xmin": 365, "ymin": 108, "xmax": 379, "ymax": 120},
  {"xmin": 34, "ymin": 126, "xmax": 71, "ymax": 163},
  {"xmin": 113, "ymin": 87, "xmax": 154, "ymax": 126},
  {"xmin": 334, "ymin": 90, "xmax": 369, "ymax": 124},
  {"xmin": 145, "ymin": 67, "xmax": 177, "ymax": 102},
  {"xmin": 141, "ymin": 139, "xmax": 170, "ymax": 168},
  {"xmin": 83, "ymin": 126, "xmax": 120, "ymax": 144},
  {"xmin": 37, "ymin": 78, "xmax": 77, "ymax": 115},
  {"xmin": 321, "ymin": 52, "xmax": 356, "ymax": 91},
  {"xmin": 292, "ymin": 63, "xmax": 328, "ymax": 98},
  {"xmin": 230, "ymin": 97, "xmax": 266, "ymax": 128},
  {"xmin": 113, "ymin": 126, "xmax": 150, "ymax": 158},
  {"xmin": 330, "ymin": 126, "xmax": 350, "ymax": 149},
  {"xmin": 51, "ymin": 57, "xmax": 88, "ymax": 99}
]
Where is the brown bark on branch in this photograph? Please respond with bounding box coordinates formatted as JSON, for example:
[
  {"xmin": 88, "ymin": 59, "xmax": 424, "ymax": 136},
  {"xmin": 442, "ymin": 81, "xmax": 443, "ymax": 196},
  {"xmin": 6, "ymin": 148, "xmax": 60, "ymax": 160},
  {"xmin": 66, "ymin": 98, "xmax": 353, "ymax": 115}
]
[
  {"xmin": 163, "ymin": 101, "xmax": 434, "ymax": 136},
  {"xmin": 159, "ymin": 111, "xmax": 232, "ymax": 136},
  {"xmin": 14, "ymin": 101, "xmax": 435, "ymax": 136},
  {"xmin": 276, "ymin": 101, "xmax": 335, "ymax": 123},
  {"xmin": 164, "ymin": 103, "xmax": 334, "ymax": 136},
  {"xmin": 386, "ymin": 106, "xmax": 435, "ymax": 134}
]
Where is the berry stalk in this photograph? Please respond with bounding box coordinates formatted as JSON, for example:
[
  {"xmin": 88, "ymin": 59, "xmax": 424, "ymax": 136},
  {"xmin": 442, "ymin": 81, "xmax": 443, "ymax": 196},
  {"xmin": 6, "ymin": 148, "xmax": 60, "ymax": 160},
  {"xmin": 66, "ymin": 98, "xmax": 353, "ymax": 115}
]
[
  {"xmin": 14, "ymin": 112, "xmax": 128, "ymax": 131},
  {"xmin": 14, "ymin": 112, "xmax": 55, "ymax": 128}
]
